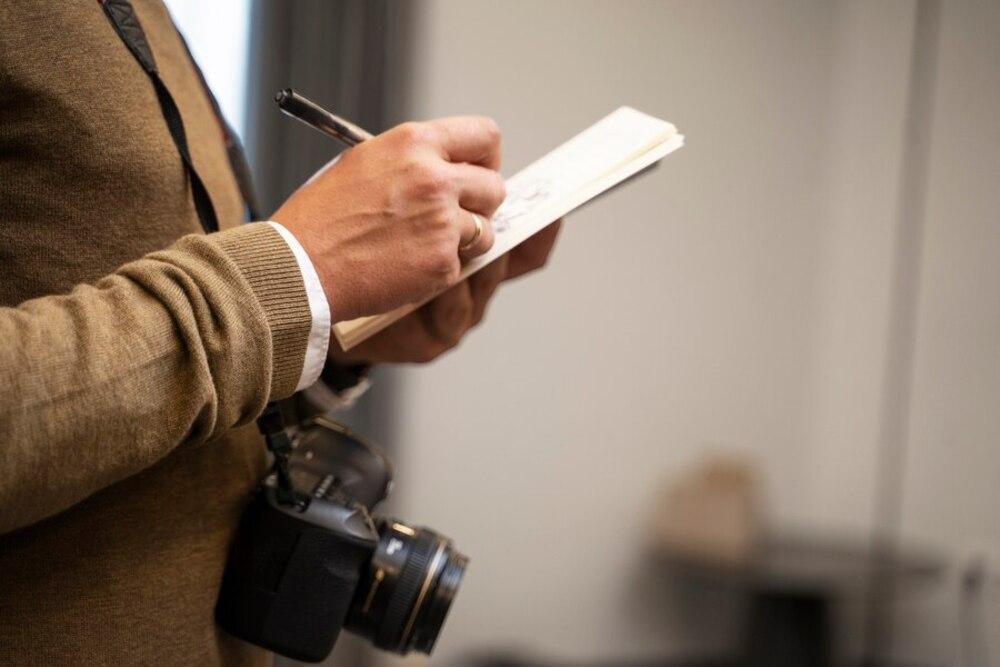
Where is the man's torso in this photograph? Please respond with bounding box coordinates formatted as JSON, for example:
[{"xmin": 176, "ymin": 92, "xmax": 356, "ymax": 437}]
[{"xmin": 0, "ymin": 2, "xmax": 267, "ymax": 664}]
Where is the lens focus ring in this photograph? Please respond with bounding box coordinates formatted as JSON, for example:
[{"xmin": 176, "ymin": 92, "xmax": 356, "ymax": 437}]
[{"xmin": 375, "ymin": 530, "xmax": 439, "ymax": 651}]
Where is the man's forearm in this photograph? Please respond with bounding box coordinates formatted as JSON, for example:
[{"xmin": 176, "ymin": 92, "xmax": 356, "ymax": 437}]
[{"xmin": 0, "ymin": 223, "xmax": 312, "ymax": 534}]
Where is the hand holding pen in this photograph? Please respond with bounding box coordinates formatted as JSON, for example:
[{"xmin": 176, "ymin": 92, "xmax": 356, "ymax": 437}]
[{"xmin": 270, "ymin": 88, "xmax": 503, "ymax": 325}]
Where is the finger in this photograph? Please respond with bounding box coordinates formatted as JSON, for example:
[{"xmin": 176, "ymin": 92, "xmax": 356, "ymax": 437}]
[
  {"xmin": 423, "ymin": 280, "xmax": 475, "ymax": 348},
  {"xmin": 450, "ymin": 162, "xmax": 507, "ymax": 218},
  {"xmin": 457, "ymin": 210, "xmax": 495, "ymax": 261},
  {"xmin": 426, "ymin": 116, "xmax": 502, "ymax": 170},
  {"xmin": 467, "ymin": 255, "xmax": 509, "ymax": 325},
  {"xmin": 506, "ymin": 219, "xmax": 562, "ymax": 280},
  {"xmin": 345, "ymin": 312, "xmax": 448, "ymax": 364}
]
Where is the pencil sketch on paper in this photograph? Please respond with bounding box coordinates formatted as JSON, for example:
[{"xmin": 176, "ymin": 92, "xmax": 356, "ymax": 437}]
[{"xmin": 492, "ymin": 178, "xmax": 554, "ymax": 234}]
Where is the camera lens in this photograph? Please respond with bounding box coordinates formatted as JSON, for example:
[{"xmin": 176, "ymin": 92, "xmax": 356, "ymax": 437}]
[{"xmin": 344, "ymin": 519, "xmax": 467, "ymax": 655}]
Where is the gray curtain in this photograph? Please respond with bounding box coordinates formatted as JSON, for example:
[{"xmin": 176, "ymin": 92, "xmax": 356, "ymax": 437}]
[
  {"xmin": 246, "ymin": 0, "xmax": 414, "ymax": 215},
  {"xmin": 243, "ymin": 2, "xmax": 415, "ymax": 665}
]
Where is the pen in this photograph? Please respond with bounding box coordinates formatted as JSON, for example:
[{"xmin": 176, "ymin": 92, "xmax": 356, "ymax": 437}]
[{"xmin": 275, "ymin": 88, "xmax": 374, "ymax": 147}]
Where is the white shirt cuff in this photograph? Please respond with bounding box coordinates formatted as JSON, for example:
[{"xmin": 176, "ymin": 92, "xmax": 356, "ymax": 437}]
[{"xmin": 267, "ymin": 221, "xmax": 330, "ymax": 391}]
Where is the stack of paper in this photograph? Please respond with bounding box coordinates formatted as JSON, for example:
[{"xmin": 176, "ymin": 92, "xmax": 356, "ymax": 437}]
[{"xmin": 334, "ymin": 106, "xmax": 684, "ymax": 350}]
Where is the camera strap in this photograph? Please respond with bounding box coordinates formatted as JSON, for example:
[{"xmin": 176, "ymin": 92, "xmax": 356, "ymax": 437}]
[
  {"xmin": 100, "ymin": 0, "xmax": 298, "ymax": 505},
  {"xmin": 255, "ymin": 403, "xmax": 300, "ymax": 506},
  {"xmin": 99, "ymin": 0, "xmax": 219, "ymax": 233}
]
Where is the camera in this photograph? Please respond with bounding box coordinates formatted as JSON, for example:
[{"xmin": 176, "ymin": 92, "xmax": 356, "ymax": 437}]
[{"xmin": 216, "ymin": 415, "xmax": 467, "ymax": 662}]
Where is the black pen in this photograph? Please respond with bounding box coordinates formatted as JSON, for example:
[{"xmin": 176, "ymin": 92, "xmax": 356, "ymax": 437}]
[{"xmin": 275, "ymin": 88, "xmax": 374, "ymax": 147}]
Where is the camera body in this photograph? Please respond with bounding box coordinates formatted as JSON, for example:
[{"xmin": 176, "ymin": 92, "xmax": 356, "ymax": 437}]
[
  {"xmin": 216, "ymin": 486, "xmax": 376, "ymax": 661},
  {"xmin": 216, "ymin": 417, "xmax": 466, "ymax": 663}
]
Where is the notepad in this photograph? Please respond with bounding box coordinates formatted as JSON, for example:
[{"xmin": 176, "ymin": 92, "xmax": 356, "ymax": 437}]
[{"xmin": 333, "ymin": 107, "xmax": 684, "ymax": 350}]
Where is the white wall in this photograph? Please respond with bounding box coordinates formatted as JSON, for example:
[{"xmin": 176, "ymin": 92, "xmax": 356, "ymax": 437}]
[{"xmin": 375, "ymin": 1, "xmax": 999, "ymax": 665}]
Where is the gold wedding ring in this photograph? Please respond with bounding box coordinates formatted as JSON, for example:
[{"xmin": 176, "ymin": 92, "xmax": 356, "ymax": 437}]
[{"xmin": 459, "ymin": 213, "xmax": 484, "ymax": 252}]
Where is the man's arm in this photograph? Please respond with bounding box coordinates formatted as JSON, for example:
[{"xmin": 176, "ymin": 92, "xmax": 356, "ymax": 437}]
[
  {"xmin": 0, "ymin": 224, "xmax": 309, "ymax": 534},
  {"xmin": 0, "ymin": 116, "xmax": 506, "ymax": 534}
]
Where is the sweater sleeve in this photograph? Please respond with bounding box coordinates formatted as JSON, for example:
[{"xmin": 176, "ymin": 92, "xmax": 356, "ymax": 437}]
[{"xmin": 0, "ymin": 222, "xmax": 313, "ymax": 534}]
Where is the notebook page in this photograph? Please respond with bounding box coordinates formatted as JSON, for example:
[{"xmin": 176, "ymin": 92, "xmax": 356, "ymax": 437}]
[{"xmin": 493, "ymin": 107, "xmax": 676, "ymax": 235}]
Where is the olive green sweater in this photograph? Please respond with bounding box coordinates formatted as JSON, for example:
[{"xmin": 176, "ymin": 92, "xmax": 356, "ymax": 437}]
[{"xmin": 0, "ymin": 2, "xmax": 312, "ymax": 664}]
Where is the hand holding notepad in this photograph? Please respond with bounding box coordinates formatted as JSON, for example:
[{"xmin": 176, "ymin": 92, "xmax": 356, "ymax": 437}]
[{"xmin": 333, "ymin": 107, "xmax": 684, "ymax": 350}]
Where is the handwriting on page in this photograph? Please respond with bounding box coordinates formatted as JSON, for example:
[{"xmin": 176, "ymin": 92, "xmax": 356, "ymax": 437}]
[{"xmin": 493, "ymin": 107, "xmax": 672, "ymax": 233}]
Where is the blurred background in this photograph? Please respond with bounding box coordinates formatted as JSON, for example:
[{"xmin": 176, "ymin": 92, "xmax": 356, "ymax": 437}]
[{"xmin": 166, "ymin": 1, "xmax": 999, "ymax": 665}]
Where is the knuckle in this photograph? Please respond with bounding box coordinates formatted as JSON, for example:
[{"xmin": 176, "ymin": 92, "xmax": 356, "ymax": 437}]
[
  {"xmin": 438, "ymin": 314, "xmax": 465, "ymax": 344},
  {"xmin": 490, "ymin": 173, "xmax": 507, "ymax": 209},
  {"xmin": 413, "ymin": 345, "xmax": 442, "ymax": 364},
  {"xmin": 433, "ymin": 302, "xmax": 471, "ymax": 346},
  {"xmin": 427, "ymin": 208, "xmax": 454, "ymax": 233},
  {"xmin": 471, "ymin": 304, "xmax": 490, "ymax": 327},
  {"xmin": 409, "ymin": 162, "xmax": 450, "ymax": 198},
  {"xmin": 524, "ymin": 249, "xmax": 546, "ymax": 271},
  {"xmin": 480, "ymin": 117, "xmax": 501, "ymax": 145},
  {"xmin": 441, "ymin": 330, "xmax": 463, "ymax": 349},
  {"xmin": 428, "ymin": 244, "xmax": 458, "ymax": 279},
  {"xmin": 394, "ymin": 121, "xmax": 434, "ymax": 147},
  {"xmin": 481, "ymin": 225, "xmax": 496, "ymax": 252},
  {"xmin": 442, "ymin": 260, "xmax": 462, "ymax": 285},
  {"xmin": 495, "ymin": 173, "xmax": 508, "ymax": 200}
]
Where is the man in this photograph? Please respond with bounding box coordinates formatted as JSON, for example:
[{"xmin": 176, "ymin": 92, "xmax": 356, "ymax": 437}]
[{"xmin": 0, "ymin": 2, "xmax": 559, "ymax": 664}]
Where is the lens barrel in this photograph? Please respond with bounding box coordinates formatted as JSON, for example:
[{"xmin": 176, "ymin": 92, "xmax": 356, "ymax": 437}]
[{"xmin": 344, "ymin": 519, "xmax": 467, "ymax": 655}]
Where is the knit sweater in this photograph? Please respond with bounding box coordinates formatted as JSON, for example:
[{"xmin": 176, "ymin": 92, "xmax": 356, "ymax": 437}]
[{"xmin": 0, "ymin": 2, "xmax": 312, "ymax": 664}]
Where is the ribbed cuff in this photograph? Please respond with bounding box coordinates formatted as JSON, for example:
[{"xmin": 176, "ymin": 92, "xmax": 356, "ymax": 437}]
[
  {"xmin": 213, "ymin": 222, "xmax": 312, "ymax": 399},
  {"xmin": 266, "ymin": 222, "xmax": 331, "ymax": 391}
]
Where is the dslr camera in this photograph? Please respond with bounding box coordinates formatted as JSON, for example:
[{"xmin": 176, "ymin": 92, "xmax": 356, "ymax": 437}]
[{"xmin": 216, "ymin": 413, "xmax": 467, "ymax": 662}]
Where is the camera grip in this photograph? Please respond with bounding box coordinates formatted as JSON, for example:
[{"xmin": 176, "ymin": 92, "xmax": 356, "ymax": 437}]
[
  {"xmin": 216, "ymin": 494, "xmax": 374, "ymax": 663},
  {"xmin": 264, "ymin": 528, "xmax": 370, "ymax": 661}
]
